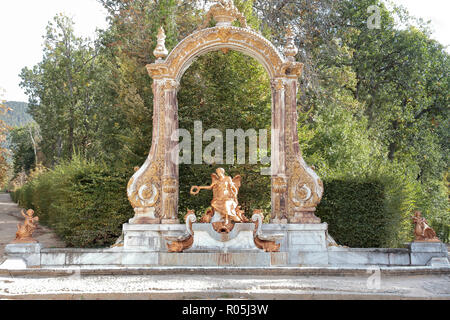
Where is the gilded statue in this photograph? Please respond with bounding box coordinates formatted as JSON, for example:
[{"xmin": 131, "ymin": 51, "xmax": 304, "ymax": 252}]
[
  {"xmin": 13, "ymin": 209, "xmax": 39, "ymax": 243},
  {"xmin": 190, "ymin": 168, "xmax": 248, "ymax": 226},
  {"xmin": 412, "ymin": 211, "xmax": 440, "ymax": 242}
]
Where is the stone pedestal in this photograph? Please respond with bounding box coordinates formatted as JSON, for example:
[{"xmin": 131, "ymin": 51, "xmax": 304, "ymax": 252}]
[
  {"xmin": 129, "ymin": 207, "xmax": 160, "ymax": 224},
  {"xmin": 409, "ymin": 242, "xmax": 449, "ymax": 266},
  {"xmin": 289, "ymin": 208, "xmax": 321, "ymax": 224},
  {"xmin": 3, "ymin": 243, "xmax": 42, "ymax": 268},
  {"xmin": 122, "ymin": 223, "xmax": 185, "ymax": 251},
  {"xmin": 262, "ymin": 223, "xmax": 329, "ymax": 265},
  {"xmin": 186, "ymin": 223, "xmax": 263, "ymax": 253}
]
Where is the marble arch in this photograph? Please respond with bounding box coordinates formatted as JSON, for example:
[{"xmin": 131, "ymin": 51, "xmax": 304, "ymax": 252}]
[{"xmin": 127, "ymin": 1, "xmax": 324, "ymax": 225}]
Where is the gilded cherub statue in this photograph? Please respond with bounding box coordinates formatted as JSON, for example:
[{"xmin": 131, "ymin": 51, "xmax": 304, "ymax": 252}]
[
  {"xmin": 13, "ymin": 209, "xmax": 39, "ymax": 243},
  {"xmin": 190, "ymin": 168, "xmax": 248, "ymax": 227},
  {"xmin": 412, "ymin": 211, "xmax": 440, "ymax": 242}
]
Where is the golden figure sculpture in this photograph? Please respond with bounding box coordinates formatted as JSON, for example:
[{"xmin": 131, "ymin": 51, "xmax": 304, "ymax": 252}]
[
  {"xmin": 200, "ymin": 208, "xmax": 214, "ymax": 223},
  {"xmin": 412, "ymin": 211, "xmax": 440, "ymax": 242},
  {"xmin": 13, "ymin": 209, "xmax": 39, "ymax": 243},
  {"xmin": 166, "ymin": 210, "xmax": 196, "ymax": 252},
  {"xmin": 190, "ymin": 168, "xmax": 248, "ymax": 226},
  {"xmin": 252, "ymin": 210, "xmax": 280, "ymax": 252}
]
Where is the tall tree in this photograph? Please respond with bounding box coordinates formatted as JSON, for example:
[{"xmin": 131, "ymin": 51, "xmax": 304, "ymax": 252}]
[{"xmin": 20, "ymin": 15, "xmax": 104, "ymax": 165}]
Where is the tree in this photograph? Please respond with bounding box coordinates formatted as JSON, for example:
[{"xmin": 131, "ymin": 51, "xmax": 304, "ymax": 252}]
[
  {"xmin": 0, "ymin": 89, "xmax": 11, "ymax": 187},
  {"xmin": 9, "ymin": 124, "xmax": 41, "ymax": 175},
  {"xmin": 20, "ymin": 14, "xmax": 105, "ymax": 165}
]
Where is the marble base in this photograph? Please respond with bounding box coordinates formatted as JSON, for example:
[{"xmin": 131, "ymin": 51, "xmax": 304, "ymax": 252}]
[
  {"xmin": 328, "ymin": 247, "xmax": 411, "ymax": 266},
  {"xmin": 129, "ymin": 207, "xmax": 160, "ymax": 224},
  {"xmin": 38, "ymin": 248, "xmax": 287, "ymax": 267},
  {"xmin": 0, "ymin": 257, "xmax": 28, "ymax": 269},
  {"xmin": 186, "ymin": 223, "xmax": 263, "ymax": 252},
  {"xmin": 3, "ymin": 223, "xmax": 448, "ymax": 269},
  {"xmin": 426, "ymin": 257, "xmax": 450, "ymax": 267},
  {"xmin": 161, "ymin": 219, "xmax": 180, "ymax": 224},
  {"xmin": 261, "ymin": 223, "xmax": 329, "ymax": 265},
  {"xmin": 290, "ymin": 209, "xmax": 321, "ymax": 224},
  {"xmin": 4, "ymin": 243, "xmax": 42, "ymax": 267},
  {"xmin": 409, "ymin": 242, "xmax": 448, "ymax": 266},
  {"xmin": 122, "ymin": 223, "xmax": 185, "ymax": 250}
]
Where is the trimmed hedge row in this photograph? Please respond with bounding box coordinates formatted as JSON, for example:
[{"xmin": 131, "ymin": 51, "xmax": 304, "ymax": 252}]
[
  {"xmin": 316, "ymin": 179, "xmax": 400, "ymax": 248},
  {"xmin": 11, "ymin": 161, "xmax": 134, "ymax": 248}
]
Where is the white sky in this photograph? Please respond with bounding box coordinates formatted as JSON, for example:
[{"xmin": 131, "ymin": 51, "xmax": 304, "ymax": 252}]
[{"xmin": 0, "ymin": 0, "xmax": 449, "ymax": 102}]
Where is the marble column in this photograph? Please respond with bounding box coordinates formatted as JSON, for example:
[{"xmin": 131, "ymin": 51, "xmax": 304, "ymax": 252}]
[
  {"xmin": 270, "ymin": 78, "xmax": 288, "ymax": 223},
  {"xmin": 161, "ymin": 79, "xmax": 180, "ymax": 224}
]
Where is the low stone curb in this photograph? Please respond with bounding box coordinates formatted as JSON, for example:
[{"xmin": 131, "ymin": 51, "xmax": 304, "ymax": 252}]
[{"xmin": 1, "ymin": 266, "xmax": 449, "ymax": 277}]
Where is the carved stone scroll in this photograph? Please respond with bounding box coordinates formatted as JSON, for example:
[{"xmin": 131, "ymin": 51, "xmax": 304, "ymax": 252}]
[{"xmin": 284, "ymin": 78, "xmax": 323, "ymax": 223}]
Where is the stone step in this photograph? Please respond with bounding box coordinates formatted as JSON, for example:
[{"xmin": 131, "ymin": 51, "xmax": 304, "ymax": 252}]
[{"xmin": 1, "ymin": 266, "xmax": 449, "ymax": 277}]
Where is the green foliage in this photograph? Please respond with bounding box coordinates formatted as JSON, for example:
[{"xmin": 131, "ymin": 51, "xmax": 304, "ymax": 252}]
[
  {"xmin": 19, "ymin": 15, "xmax": 112, "ymax": 165},
  {"xmin": 178, "ymin": 50, "xmax": 272, "ymax": 220},
  {"xmin": 12, "ymin": 158, "xmax": 134, "ymax": 247},
  {"xmin": 8, "ymin": 124, "xmax": 38, "ymax": 175},
  {"xmin": 317, "ymin": 179, "xmax": 390, "ymax": 248}
]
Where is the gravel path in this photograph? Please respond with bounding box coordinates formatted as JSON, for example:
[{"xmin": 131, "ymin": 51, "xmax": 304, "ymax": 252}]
[
  {"xmin": 0, "ymin": 273, "xmax": 449, "ymax": 299},
  {"xmin": 0, "ymin": 193, "xmax": 65, "ymax": 261}
]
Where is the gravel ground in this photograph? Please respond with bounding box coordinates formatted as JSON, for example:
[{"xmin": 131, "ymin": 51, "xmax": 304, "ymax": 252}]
[{"xmin": 0, "ymin": 273, "xmax": 449, "ymax": 300}]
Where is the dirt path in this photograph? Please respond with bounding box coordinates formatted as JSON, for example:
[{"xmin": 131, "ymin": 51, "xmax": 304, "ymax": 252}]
[{"xmin": 0, "ymin": 193, "xmax": 65, "ymax": 261}]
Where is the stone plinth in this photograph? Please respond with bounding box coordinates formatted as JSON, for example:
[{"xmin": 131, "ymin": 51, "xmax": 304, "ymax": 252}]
[
  {"xmin": 262, "ymin": 223, "xmax": 329, "ymax": 265},
  {"xmin": 409, "ymin": 242, "xmax": 449, "ymax": 266},
  {"xmin": 328, "ymin": 247, "xmax": 411, "ymax": 266},
  {"xmin": 186, "ymin": 223, "xmax": 263, "ymax": 253},
  {"xmin": 3, "ymin": 243, "xmax": 42, "ymax": 268},
  {"xmin": 159, "ymin": 252, "xmax": 287, "ymax": 266},
  {"xmin": 38, "ymin": 248, "xmax": 287, "ymax": 267},
  {"xmin": 122, "ymin": 223, "xmax": 185, "ymax": 251},
  {"xmin": 129, "ymin": 207, "xmax": 160, "ymax": 224}
]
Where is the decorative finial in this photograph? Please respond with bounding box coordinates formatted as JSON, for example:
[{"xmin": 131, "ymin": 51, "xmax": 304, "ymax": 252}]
[
  {"xmin": 284, "ymin": 25, "xmax": 298, "ymax": 61},
  {"xmin": 153, "ymin": 26, "xmax": 168, "ymax": 62}
]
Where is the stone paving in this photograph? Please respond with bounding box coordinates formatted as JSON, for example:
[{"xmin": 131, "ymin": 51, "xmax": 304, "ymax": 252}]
[{"xmin": 0, "ymin": 193, "xmax": 65, "ymax": 262}]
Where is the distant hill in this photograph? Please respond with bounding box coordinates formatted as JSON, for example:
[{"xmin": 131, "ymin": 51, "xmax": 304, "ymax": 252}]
[{"xmin": 0, "ymin": 101, "xmax": 33, "ymax": 127}]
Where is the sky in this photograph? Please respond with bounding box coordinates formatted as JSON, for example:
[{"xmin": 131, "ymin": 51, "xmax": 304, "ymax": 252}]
[{"xmin": 0, "ymin": 0, "xmax": 449, "ymax": 102}]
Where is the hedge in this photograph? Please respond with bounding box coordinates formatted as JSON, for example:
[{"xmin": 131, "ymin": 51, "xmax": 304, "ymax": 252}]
[
  {"xmin": 11, "ymin": 160, "xmax": 134, "ymax": 248},
  {"xmin": 316, "ymin": 178, "xmax": 412, "ymax": 248}
]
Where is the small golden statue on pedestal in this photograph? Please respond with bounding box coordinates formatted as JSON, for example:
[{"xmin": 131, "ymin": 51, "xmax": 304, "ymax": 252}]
[
  {"xmin": 412, "ymin": 211, "xmax": 440, "ymax": 242},
  {"xmin": 191, "ymin": 168, "xmax": 249, "ymax": 233},
  {"xmin": 13, "ymin": 209, "xmax": 39, "ymax": 243}
]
